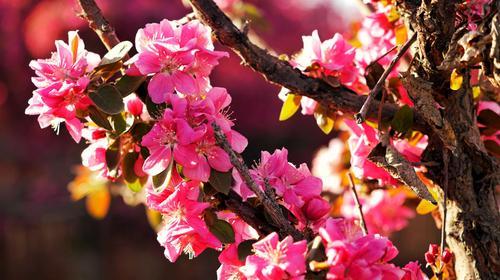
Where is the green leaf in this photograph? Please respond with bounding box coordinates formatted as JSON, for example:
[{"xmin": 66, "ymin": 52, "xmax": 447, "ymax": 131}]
[
  {"xmin": 391, "ymin": 105, "xmax": 414, "ymax": 136},
  {"xmin": 208, "ymin": 170, "xmax": 232, "ymax": 195},
  {"xmin": 237, "ymin": 239, "xmax": 256, "ymax": 261},
  {"xmin": 90, "ymin": 85, "xmax": 124, "ymax": 115},
  {"xmin": 126, "ymin": 179, "xmax": 144, "ymax": 192},
  {"xmin": 122, "ymin": 152, "xmax": 139, "ymax": 183},
  {"xmin": 88, "ymin": 106, "xmax": 112, "ymax": 130},
  {"xmin": 145, "ymin": 95, "xmax": 166, "ymax": 118},
  {"xmin": 152, "ymin": 159, "xmax": 173, "ymax": 193},
  {"xmin": 116, "ymin": 75, "xmax": 146, "ymax": 97},
  {"xmin": 92, "ymin": 61, "xmax": 123, "ymax": 81},
  {"xmin": 105, "ymin": 139, "xmax": 121, "ymax": 177},
  {"xmin": 99, "ymin": 41, "xmax": 133, "ymax": 66},
  {"xmin": 109, "ymin": 114, "xmax": 134, "ymax": 135},
  {"xmin": 131, "ymin": 123, "xmax": 152, "ymax": 142},
  {"xmin": 208, "ymin": 219, "xmax": 235, "ymax": 244},
  {"xmin": 484, "ymin": 140, "xmax": 500, "ymax": 157}
]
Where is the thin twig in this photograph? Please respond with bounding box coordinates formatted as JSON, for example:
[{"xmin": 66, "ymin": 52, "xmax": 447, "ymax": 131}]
[
  {"xmin": 211, "ymin": 122, "xmax": 304, "ymax": 241},
  {"xmin": 355, "ymin": 33, "xmax": 417, "ymax": 124},
  {"xmin": 188, "ymin": 0, "xmax": 431, "ymax": 134},
  {"xmin": 348, "ymin": 173, "xmax": 368, "ymax": 235},
  {"xmin": 77, "ymin": 0, "xmax": 122, "ymax": 51},
  {"xmin": 440, "ymin": 150, "xmax": 449, "ymax": 253}
]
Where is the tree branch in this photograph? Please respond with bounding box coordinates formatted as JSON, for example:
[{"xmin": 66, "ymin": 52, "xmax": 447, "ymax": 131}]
[
  {"xmin": 187, "ymin": 0, "xmax": 431, "ymax": 135},
  {"xmin": 355, "ymin": 33, "xmax": 417, "ymax": 123},
  {"xmin": 212, "ymin": 122, "xmax": 304, "ymax": 241},
  {"xmin": 77, "ymin": 0, "xmax": 122, "ymax": 50}
]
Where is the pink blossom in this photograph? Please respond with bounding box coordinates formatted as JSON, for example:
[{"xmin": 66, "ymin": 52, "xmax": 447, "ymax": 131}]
[
  {"xmin": 141, "ymin": 109, "xmax": 204, "ymax": 176},
  {"xmin": 124, "ymin": 94, "xmax": 144, "ymax": 116},
  {"xmin": 341, "ymin": 189, "xmax": 415, "ymax": 236},
  {"xmin": 343, "ymin": 119, "xmax": 427, "ymax": 186},
  {"xmin": 214, "ymin": 0, "xmax": 241, "ymax": 12},
  {"xmin": 156, "ymin": 181, "xmax": 222, "ymax": 262},
  {"xmin": 217, "ymin": 212, "xmax": 259, "ymax": 280},
  {"xmin": 280, "ymin": 31, "xmax": 358, "ymax": 116},
  {"xmin": 26, "ymin": 31, "xmax": 100, "ymax": 142},
  {"xmin": 81, "ymin": 127, "xmax": 108, "ymax": 177},
  {"xmin": 402, "ymin": 261, "xmax": 429, "ymax": 280},
  {"xmin": 129, "ymin": 19, "xmax": 228, "ymax": 103},
  {"xmin": 477, "ymin": 101, "xmax": 500, "ymax": 145},
  {"xmin": 319, "ymin": 218, "xmax": 405, "ymax": 280},
  {"xmin": 311, "ymin": 139, "xmax": 347, "ymax": 194},
  {"xmin": 233, "ymin": 148, "xmax": 322, "ymax": 207},
  {"xmin": 240, "ymin": 232, "xmax": 307, "ymax": 280}
]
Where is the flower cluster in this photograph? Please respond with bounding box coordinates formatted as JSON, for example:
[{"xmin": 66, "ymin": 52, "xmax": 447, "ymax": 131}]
[
  {"xmin": 343, "ymin": 119, "xmax": 427, "ymax": 186},
  {"xmin": 233, "ymin": 148, "xmax": 330, "ymax": 228},
  {"xmin": 141, "ymin": 87, "xmax": 247, "ymax": 181},
  {"xmin": 26, "ymin": 31, "xmax": 101, "ymax": 142},
  {"xmin": 318, "ymin": 218, "xmax": 425, "ymax": 280},
  {"xmin": 341, "ymin": 189, "xmax": 415, "ymax": 236},
  {"xmin": 127, "ymin": 19, "xmax": 228, "ymax": 103},
  {"xmin": 279, "ymin": 31, "xmax": 358, "ymax": 116}
]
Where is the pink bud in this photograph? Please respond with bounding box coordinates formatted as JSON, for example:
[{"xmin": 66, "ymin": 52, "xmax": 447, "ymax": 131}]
[
  {"xmin": 303, "ymin": 197, "xmax": 330, "ymax": 221},
  {"xmin": 441, "ymin": 249, "xmax": 453, "ymax": 263},
  {"xmin": 428, "ymin": 244, "xmax": 439, "ymax": 255},
  {"xmin": 424, "ymin": 252, "xmax": 435, "ymax": 264},
  {"xmin": 126, "ymin": 95, "xmax": 144, "ymax": 116},
  {"xmin": 91, "ymin": 130, "xmax": 106, "ymax": 140}
]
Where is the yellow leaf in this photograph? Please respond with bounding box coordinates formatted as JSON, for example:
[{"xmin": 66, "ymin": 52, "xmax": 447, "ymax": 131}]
[
  {"xmin": 472, "ymin": 86, "xmax": 481, "ymax": 99},
  {"xmin": 68, "ymin": 166, "xmax": 108, "ymax": 201},
  {"xmin": 279, "ymin": 93, "xmax": 302, "ymax": 121},
  {"xmin": 146, "ymin": 207, "xmax": 163, "ymax": 230},
  {"xmin": 450, "ymin": 69, "xmax": 463, "ymax": 90},
  {"xmin": 416, "ymin": 187, "xmax": 439, "ymax": 215},
  {"xmin": 314, "ymin": 112, "xmax": 335, "ymax": 134},
  {"xmin": 416, "ymin": 199, "xmax": 438, "ymax": 215},
  {"xmin": 86, "ymin": 188, "xmax": 110, "ymax": 219},
  {"xmin": 395, "ymin": 25, "xmax": 408, "ymax": 46}
]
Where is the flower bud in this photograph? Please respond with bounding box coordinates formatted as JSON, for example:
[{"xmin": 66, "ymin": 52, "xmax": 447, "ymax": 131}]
[
  {"xmin": 424, "ymin": 252, "xmax": 435, "ymax": 264},
  {"xmin": 303, "ymin": 197, "xmax": 330, "ymax": 221},
  {"xmin": 428, "ymin": 244, "xmax": 439, "ymax": 256},
  {"xmin": 441, "ymin": 249, "xmax": 453, "ymax": 263},
  {"xmin": 125, "ymin": 95, "xmax": 144, "ymax": 116}
]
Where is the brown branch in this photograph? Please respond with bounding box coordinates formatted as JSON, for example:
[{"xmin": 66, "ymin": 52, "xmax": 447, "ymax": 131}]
[
  {"xmin": 212, "ymin": 122, "xmax": 304, "ymax": 241},
  {"xmin": 187, "ymin": 0, "xmax": 431, "ymax": 135},
  {"xmin": 77, "ymin": 0, "xmax": 122, "ymax": 50},
  {"xmin": 355, "ymin": 33, "xmax": 417, "ymax": 123},
  {"xmin": 347, "ymin": 173, "xmax": 368, "ymax": 235},
  {"xmin": 215, "ymin": 191, "xmax": 276, "ymax": 236}
]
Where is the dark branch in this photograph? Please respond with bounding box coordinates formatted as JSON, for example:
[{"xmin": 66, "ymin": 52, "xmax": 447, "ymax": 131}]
[
  {"xmin": 348, "ymin": 173, "xmax": 368, "ymax": 235},
  {"xmin": 187, "ymin": 0, "xmax": 430, "ymax": 134},
  {"xmin": 355, "ymin": 33, "xmax": 417, "ymax": 123},
  {"xmin": 212, "ymin": 122, "xmax": 304, "ymax": 241},
  {"xmin": 77, "ymin": 0, "xmax": 122, "ymax": 50}
]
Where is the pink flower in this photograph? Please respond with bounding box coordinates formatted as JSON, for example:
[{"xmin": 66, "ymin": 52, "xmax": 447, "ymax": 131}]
[
  {"xmin": 341, "ymin": 189, "xmax": 415, "ymax": 235},
  {"xmin": 141, "ymin": 109, "xmax": 204, "ymax": 176},
  {"xmin": 156, "ymin": 181, "xmax": 221, "ymax": 262},
  {"xmin": 319, "ymin": 218, "xmax": 405, "ymax": 280},
  {"xmin": 344, "ymin": 119, "xmax": 427, "ymax": 186},
  {"xmin": 26, "ymin": 31, "xmax": 100, "ymax": 142},
  {"xmin": 303, "ymin": 197, "xmax": 330, "ymax": 221},
  {"xmin": 402, "ymin": 261, "xmax": 429, "ymax": 280},
  {"xmin": 233, "ymin": 148, "xmax": 322, "ymax": 207},
  {"xmin": 240, "ymin": 232, "xmax": 307, "ymax": 280},
  {"xmin": 280, "ymin": 31, "xmax": 358, "ymax": 116},
  {"xmin": 124, "ymin": 94, "xmax": 144, "ymax": 116},
  {"xmin": 81, "ymin": 127, "xmax": 108, "ymax": 177},
  {"xmin": 477, "ymin": 101, "xmax": 500, "ymax": 145},
  {"xmin": 216, "ymin": 212, "xmax": 259, "ymax": 280},
  {"xmin": 311, "ymin": 139, "xmax": 347, "ymax": 194},
  {"xmin": 129, "ymin": 19, "xmax": 228, "ymax": 103}
]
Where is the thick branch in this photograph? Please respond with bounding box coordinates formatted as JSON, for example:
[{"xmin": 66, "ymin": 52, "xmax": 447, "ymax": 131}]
[
  {"xmin": 188, "ymin": 0, "xmax": 430, "ymax": 134},
  {"xmin": 77, "ymin": 0, "xmax": 121, "ymax": 50},
  {"xmin": 212, "ymin": 123, "xmax": 304, "ymax": 241}
]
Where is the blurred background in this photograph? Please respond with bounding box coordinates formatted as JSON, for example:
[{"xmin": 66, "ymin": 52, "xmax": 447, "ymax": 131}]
[{"xmin": 0, "ymin": 0, "xmax": 439, "ymax": 279}]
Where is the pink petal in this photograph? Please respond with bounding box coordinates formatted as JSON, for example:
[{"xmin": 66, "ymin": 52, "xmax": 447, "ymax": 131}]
[{"xmin": 148, "ymin": 73, "xmax": 174, "ymax": 104}]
